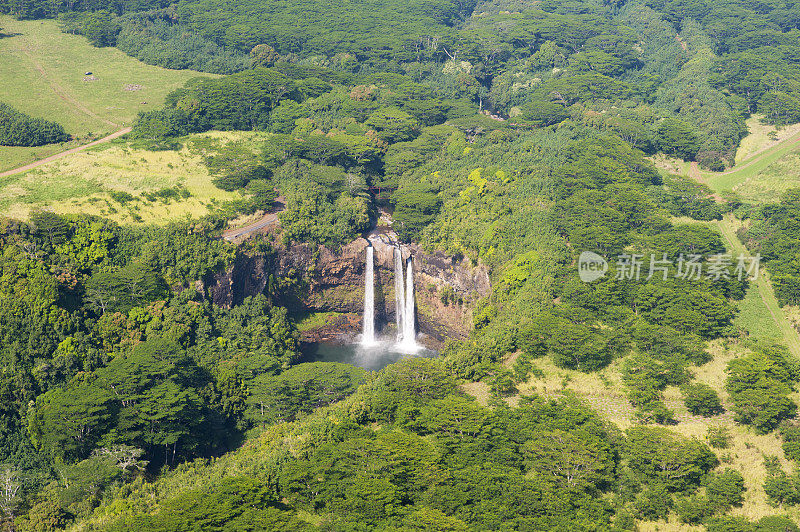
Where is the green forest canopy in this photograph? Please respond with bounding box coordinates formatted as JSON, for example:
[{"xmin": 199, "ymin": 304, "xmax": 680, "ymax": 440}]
[
  {"xmin": 4, "ymin": 0, "xmax": 800, "ymax": 166},
  {"xmin": 1, "ymin": 0, "xmax": 800, "ymax": 530}
]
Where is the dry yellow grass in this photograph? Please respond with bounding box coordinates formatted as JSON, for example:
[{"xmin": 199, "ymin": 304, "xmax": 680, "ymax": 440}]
[
  {"xmin": 650, "ymin": 153, "xmax": 691, "ymax": 176},
  {"xmin": 514, "ymin": 357, "xmax": 636, "ymax": 428},
  {"xmin": 0, "ymin": 131, "xmax": 272, "ymax": 224},
  {"xmin": 660, "ymin": 341, "xmax": 799, "ymax": 524},
  {"xmin": 467, "ymin": 339, "xmax": 800, "ymax": 529},
  {"xmin": 735, "ymin": 115, "xmax": 800, "ymax": 165},
  {"xmin": 460, "ymin": 381, "xmax": 491, "ymax": 406}
]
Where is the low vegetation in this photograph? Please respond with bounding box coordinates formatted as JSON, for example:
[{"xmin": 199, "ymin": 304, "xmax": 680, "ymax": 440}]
[
  {"xmin": 0, "ymin": 16, "xmax": 209, "ymax": 171},
  {"xmin": 0, "ymin": 132, "xmax": 246, "ymax": 223}
]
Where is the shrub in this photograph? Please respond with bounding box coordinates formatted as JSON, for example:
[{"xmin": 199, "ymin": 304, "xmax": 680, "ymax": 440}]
[
  {"xmin": 131, "ymin": 108, "xmax": 192, "ymax": 140},
  {"xmin": 490, "ymin": 369, "xmax": 517, "ymax": 396},
  {"xmin": 705, "ymin": 516, "xmax": 756, "ymax": 532},
  {"xmin": 726, "ymin": 348, "xmax": 798, "ymax": 434},
  {"xmin": 392, "ymin": 184, "xmax": 441, "ymax": 241},
  {"xmin": 626, "ymin": 426, "xmax": 717, "ymax": 491},
  {"xmin": 764, "ymin": 472, "xmax": 800, "ymax": 507},
  {"xmin": 655, "ymin": 118, "xmax": 701, "ymax": 160},
  {"xmin": 780, "ymin": 422, "xmax": 800, "ymax": 462},
  {"xmin": 709, "ymin": 159, "xmax": 726, "ymax": 172},
  {"xmin": 682, "ymin": 382, "xmax": 724, "ymax": 416},
  {"xmin": 707, "ymin": 426, "xmax": 732, "ymax": 449},
  {"xmin": 109, "ymin": 191, "xmax": 135, "ymax": 205},
  {"xmin": 633, "ymin": 484, "xmax": 672, "ymax": 520},
  {"xmin": 675, "ymin": 495, "xmax": 711, "ymax": 524},
  {"xmin": 213, "ymin": 165, "xmax": 270, "ymax": 192},
  {"xmin": 706, "ymin": 469, "xmax": 745, "ymax": 511},
  {"xmin": 756, "ymin": 515, "xmax": 800, "ymax": 531},
  {"xmin": 245, "ymin": 179, "xmax": 278, "ymax": 211}
]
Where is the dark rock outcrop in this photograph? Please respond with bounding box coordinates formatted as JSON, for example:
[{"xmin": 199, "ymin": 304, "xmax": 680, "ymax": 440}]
[{"xmin": 208, "ymin": 253, "xmax": 270, "ymax": 308}]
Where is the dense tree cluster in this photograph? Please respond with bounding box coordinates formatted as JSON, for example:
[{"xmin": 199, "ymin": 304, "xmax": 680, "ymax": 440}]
[
  {"xmin": 382, "ymin": 119, "xmax": 744, "ymax": 423},
  {"xmin": 742, "ymin": 189, "xmax": 800, "ymax": 306},
  {"xmin": 64, "ymin": 360, "xmax": 730, "ymax": 530},
  {"xmin": 115, "ymin": 11, "xmax": 251, "ymax": 74},
  {"xmin": 726, "ymin": 345, "xmax": 799, "ymax": 434},
  {"xmin": 2, "ymin": 0, "xmax": 800, "ymax": 529},
  {"xmin": 0, "ymin": 213, "xmax": 309, "ymax": 529},
  {"xmin": 5, "ymin": 0, "xmax": 800, "ymax": 167},
  {"xmin": 0, "ymin": 102, "xmax": 69, "ymax": 146}
]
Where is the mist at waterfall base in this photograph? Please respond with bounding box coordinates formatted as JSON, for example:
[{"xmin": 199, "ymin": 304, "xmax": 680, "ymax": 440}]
[
  {"xmin": 301, "ymin": 341, "xmax": 435, "ymax": 372},
  {"xmin": 301, "ymin": 244, "xmax": 435, "ymax": 372}
]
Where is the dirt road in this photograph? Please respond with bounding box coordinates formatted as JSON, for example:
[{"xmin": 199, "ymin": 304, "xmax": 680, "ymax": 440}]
[
  {"xmin": 0, "ymin": 127, "xmax": 132, "ymax": 178},
  {"xmin": 222, "ymin": 197, "xmax": 286, "ymax": 241}
]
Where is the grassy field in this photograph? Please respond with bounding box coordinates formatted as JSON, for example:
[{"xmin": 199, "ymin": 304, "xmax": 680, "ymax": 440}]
[
  {"xmin": 723, "ymin": 145, "xmax": 800, "ymax": 204},
  {"xmin": 715, "ymin": 215, "xmax": 800, "ymax": 357},
  {"xmin": 734, "ymin": 284, "xmax": 783, "ymax": 343},
  {"xmin": 0, "ymin": 16, "xmax": 212, "ymax": 172},
  {"xmin": 734, "ymin": 116, "xmax": 800, "ymax": 165},
  {"xmin": 702, "ymin": 124, "xmax": 800, "ymax": 202},
  {"xmin": 0, "ymin": 131, "xmax": 272, "ymax": 224},
  {"xmin": 652, "ymin": 116, "xmax": 800, "ymax": 205}
]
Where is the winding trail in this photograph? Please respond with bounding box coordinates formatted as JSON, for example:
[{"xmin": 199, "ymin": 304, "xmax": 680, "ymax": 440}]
[
  {"xmin": 0, "ymin": 127, "xmax": 132, "ymax": 178},
  {"xmin": 684, "ymin": 129, "xmax": 800, "ymax": 356},
  {"xmin": 716, "ymin": 214, "xmax": 800, "ymax": 358}
]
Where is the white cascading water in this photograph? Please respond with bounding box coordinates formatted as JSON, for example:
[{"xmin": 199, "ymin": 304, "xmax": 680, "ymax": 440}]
[
  {"xmin": 362, "ymin": 245, "xmax": 376, "ymax": 346},
  {"xmin": 394, "ymin": 246, "xmax": 405, "ymax": 341},
  {"xmin": 400, "ymin": 257, "xmax": 419, "ymax": 350}
]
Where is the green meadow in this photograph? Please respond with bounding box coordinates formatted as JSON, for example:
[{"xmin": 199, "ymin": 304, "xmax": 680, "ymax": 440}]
[
  {"xmin": 702, "ymin": 117, "xmax": 800, "ymax": 204},
  {"xmin": 0, "ymin": 16, "xmax": 212, "ymax": 171}
]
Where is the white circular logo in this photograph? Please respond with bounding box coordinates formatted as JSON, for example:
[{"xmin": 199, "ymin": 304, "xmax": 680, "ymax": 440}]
[{"xmin": 578, "ymin": 251, "xmax": 608, "ymax": 282}]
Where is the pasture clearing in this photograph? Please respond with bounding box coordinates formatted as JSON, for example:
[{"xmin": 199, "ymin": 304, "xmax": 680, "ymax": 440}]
[
  {"xmin": 0, "ymin": 131, "xmax": 271, "ymax": 224},
  {"xmin": 0, "ymin": 16, "xmax": 211, "ymax": 171}
]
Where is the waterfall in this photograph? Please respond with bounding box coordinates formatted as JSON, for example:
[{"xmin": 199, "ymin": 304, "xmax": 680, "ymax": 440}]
[
  {"xmin": 401, "ymin": 257, "xmax": 418, "ymax": 349},
  {"xmin": 394, "ymin": 246, "xmax": 405, "ymax": 341},
  {"xmin": 362, "ymin": 245, "xmax": 376, "ymax": 346}
]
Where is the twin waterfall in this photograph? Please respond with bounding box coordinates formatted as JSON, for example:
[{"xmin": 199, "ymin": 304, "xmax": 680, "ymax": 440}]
[
  {"xmin": 362, "ymin": 243, "xmax": 418, "ymax": 350},
  {"xmin": 362, "ymin": 245, "xmax": 376, "ymax": 345},
  {"xmin": 401, "ymin": 256, "xmax": 417, "ymax": 349},
  {"xmin": 394, "ymin": 248, "xmax": 405, "ymax": 340}
]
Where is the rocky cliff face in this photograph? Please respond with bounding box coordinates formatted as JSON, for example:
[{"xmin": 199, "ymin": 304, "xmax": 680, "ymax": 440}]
[
  {"xmin": 207, "ymin": 230, "xmax": 491, "ymax": 344},
  {"xmin": 207, "ymin": 253, "xmax": 270, "ymax": 308}
]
